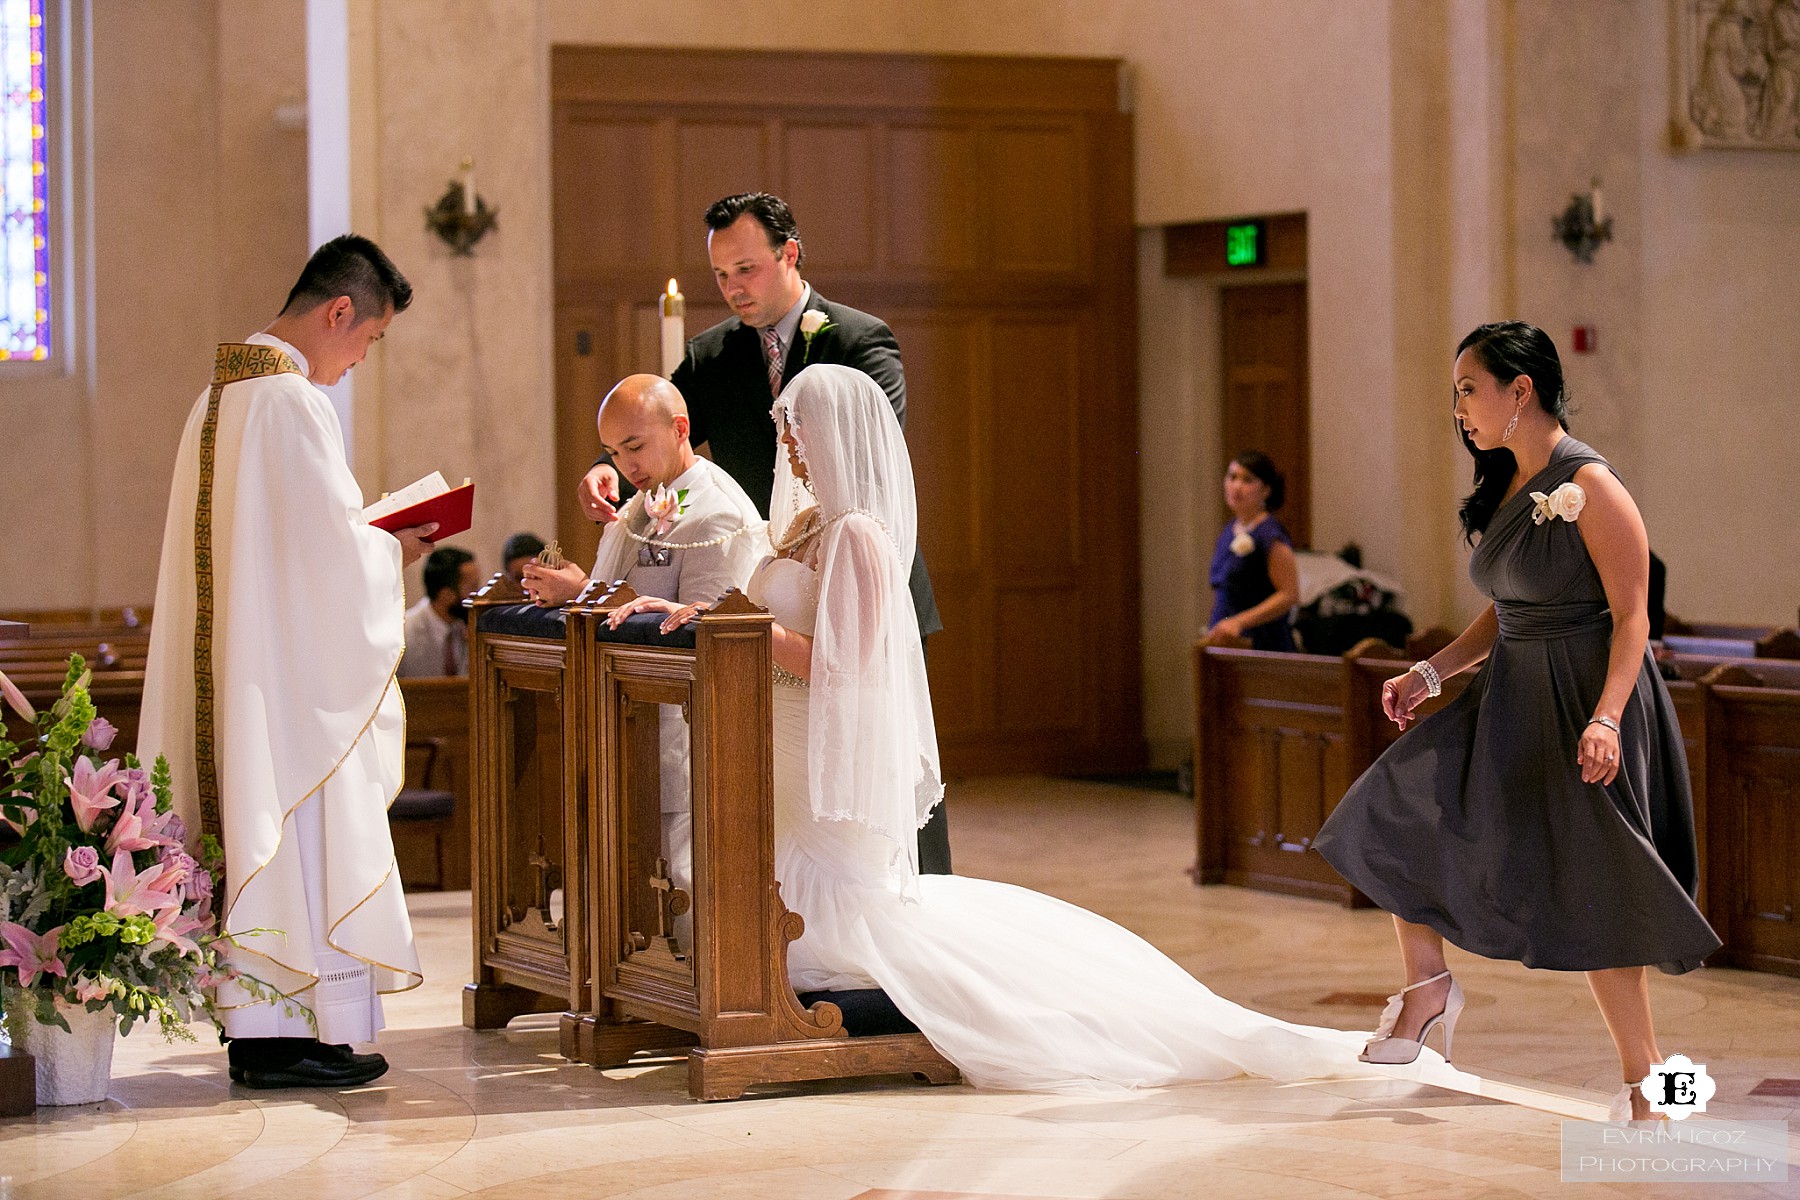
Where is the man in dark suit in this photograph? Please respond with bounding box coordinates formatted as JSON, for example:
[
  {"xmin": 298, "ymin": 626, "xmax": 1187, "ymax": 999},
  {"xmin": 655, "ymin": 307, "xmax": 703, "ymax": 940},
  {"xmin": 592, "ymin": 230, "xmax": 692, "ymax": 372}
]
[{"xmin": 578, "ymin": 192, "xmax": 950, "ymax": 874}]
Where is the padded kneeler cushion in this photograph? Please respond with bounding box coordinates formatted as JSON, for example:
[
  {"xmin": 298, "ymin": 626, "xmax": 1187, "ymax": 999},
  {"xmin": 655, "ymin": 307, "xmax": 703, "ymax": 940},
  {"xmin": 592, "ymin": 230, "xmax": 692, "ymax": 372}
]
[{"xmin": 795, "ymin": 988, "xmax": 920, "ymax": 1037}]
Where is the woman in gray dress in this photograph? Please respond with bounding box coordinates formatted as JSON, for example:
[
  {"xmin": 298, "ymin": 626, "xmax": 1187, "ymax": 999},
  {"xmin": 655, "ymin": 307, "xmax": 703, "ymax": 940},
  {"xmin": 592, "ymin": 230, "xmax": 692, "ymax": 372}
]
[{"xmin": 1314, "ymin": 322, "xmax": 1720, "ymax": 1121}]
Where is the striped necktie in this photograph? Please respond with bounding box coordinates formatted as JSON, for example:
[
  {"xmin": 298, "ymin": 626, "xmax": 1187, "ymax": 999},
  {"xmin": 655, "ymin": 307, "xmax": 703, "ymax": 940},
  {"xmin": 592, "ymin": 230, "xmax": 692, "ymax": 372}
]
[{"xmin": 762, "ymin": 326, "xmax": 784, "ymax": 398}]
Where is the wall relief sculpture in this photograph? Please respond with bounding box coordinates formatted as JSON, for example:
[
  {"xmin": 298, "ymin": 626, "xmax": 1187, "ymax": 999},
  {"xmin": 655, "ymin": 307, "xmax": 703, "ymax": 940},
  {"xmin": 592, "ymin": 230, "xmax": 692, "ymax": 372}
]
[{"xmin": 1675, "ymin": 0, "xmax": 1800, "ymax": 149}]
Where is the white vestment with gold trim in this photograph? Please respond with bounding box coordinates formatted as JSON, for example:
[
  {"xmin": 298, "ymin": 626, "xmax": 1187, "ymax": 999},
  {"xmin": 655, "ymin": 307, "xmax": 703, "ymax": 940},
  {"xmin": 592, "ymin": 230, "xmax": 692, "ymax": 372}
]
[{"xmin": 139, "ymin": 332, "xmax": 421, "ymax": 1043}]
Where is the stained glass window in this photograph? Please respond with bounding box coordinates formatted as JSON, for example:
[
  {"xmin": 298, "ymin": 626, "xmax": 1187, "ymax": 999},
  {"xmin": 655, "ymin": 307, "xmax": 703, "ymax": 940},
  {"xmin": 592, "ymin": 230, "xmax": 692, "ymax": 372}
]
[{"xmin": 0, "ymin": 0, "xmax": 48, "ymax": 362}]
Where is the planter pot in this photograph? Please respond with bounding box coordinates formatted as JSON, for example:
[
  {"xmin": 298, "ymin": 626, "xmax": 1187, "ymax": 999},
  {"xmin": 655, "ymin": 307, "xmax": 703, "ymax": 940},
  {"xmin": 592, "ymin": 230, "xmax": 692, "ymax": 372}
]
[{"xmin": 2, "ymin": 993, "xmax": 116, "ymax": 1106}]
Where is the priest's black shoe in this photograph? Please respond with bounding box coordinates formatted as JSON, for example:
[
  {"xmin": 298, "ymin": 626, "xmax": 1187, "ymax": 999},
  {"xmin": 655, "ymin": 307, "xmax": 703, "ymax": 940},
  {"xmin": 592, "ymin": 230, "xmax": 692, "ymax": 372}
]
[
  {"xmin": 308, "ymin": 1042, "xmax": 388, "ymax": 1072},
  {"xmin": 228, "ymin": 1050, "xmax": 389, "ymax": 1089}
]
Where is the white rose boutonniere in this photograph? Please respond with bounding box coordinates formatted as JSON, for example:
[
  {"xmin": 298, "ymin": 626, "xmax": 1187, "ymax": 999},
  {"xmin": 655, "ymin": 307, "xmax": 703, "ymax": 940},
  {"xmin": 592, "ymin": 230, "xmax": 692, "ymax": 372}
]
[
  {"xmin": 1229, "ymin": 526, "xmax": 1257, "ymax": 556},
  {"xmin": 799, "ymin": 309, "xmax": 834, "ymax": 363},
  {"xmin": 1529, "ymin": 481, "xmax": 1586, "ymax": 526}
]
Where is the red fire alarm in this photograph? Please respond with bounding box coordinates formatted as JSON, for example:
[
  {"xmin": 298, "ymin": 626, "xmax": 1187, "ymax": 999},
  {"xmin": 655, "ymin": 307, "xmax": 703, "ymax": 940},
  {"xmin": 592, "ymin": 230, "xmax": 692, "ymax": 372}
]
[{"xmin": 1572, "ymin": 325, "xmax": 1597, "ymax": 353}]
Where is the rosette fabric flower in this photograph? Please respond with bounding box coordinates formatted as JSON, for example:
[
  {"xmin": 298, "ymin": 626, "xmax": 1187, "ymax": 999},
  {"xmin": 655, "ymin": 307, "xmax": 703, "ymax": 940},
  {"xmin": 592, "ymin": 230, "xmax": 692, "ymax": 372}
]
[{"xmin": 1529, "ymin": 481, "xmax": 1586, "ymax": 526}]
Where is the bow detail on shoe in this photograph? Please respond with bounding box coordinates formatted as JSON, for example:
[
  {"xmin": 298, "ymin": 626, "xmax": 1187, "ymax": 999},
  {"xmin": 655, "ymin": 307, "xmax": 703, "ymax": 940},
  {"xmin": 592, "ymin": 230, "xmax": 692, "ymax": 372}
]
[{"xmin": 1359, "ymin": 970, "xmax": 1463, "ymax": 1065}]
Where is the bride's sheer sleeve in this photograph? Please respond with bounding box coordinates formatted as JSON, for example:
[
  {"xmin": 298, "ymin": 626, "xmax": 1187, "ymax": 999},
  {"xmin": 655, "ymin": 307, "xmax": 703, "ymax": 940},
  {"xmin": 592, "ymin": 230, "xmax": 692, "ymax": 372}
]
[{"xmin": 806, "ymin": 513, "xmax": 942, "ymax": 870}]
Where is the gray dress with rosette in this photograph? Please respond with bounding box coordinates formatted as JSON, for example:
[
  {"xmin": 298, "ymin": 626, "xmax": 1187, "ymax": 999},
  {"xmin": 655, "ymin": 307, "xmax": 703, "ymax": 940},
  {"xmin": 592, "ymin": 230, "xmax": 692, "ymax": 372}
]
[{"xmin": 1314, "ymin": 438, "xmax": 1721, "ymax": 975}]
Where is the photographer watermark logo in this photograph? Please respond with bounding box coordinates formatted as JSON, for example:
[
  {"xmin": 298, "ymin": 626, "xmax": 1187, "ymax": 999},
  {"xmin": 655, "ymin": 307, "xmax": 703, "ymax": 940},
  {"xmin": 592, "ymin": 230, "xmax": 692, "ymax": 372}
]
[{"xmin": 1637, "ymin": 1055, "xmax": 1716, "ymax": 1121}]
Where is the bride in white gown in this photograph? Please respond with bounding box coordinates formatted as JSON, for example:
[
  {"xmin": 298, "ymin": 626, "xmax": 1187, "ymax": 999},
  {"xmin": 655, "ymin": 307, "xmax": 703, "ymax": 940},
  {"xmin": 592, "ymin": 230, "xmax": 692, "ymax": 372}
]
[{"xmin": 663, "ymin": 364, "xmax": 1468, "ymax": 1096}]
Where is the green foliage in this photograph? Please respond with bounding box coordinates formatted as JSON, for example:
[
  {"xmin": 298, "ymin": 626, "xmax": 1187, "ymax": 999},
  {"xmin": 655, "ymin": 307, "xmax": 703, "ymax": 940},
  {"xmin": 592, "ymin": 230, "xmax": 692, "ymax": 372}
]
[{"xmin": 0, "ymin": 653, "xmax": 251, "ymax": 1042}]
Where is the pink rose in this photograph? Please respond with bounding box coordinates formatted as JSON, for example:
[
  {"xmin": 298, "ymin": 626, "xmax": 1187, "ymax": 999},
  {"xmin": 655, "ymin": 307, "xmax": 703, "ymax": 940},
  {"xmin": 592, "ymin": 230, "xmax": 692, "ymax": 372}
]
[
  {"xmin": 186, "ymin": 866, "xmax": 214, "ymax": 904},
  {"xmin": 82, "ymin": 717, "xmax": 118, "ymax": 751},
  {"xmin": 64, "ymin": 844, "xmax": 103, "ymax": 887}
]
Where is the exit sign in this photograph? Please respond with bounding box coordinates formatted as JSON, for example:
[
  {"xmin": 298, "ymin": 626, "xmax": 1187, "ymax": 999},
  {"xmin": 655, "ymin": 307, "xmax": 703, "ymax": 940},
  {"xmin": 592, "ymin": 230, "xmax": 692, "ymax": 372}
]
[{"xmin": 1225, "ymin": 220, "xmax": 1265, "ymax": 267}]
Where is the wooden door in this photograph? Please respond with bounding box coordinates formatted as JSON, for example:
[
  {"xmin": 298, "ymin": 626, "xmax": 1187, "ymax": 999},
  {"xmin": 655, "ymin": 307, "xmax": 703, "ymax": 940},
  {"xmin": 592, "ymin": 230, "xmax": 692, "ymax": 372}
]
[
  {"xmin": 1220, "ymin": 283, "xmax": 1309, "ymax": 548},
  {"xmin": 551, "ymin": 49, "xmax": 1141, "ymax": 777}
]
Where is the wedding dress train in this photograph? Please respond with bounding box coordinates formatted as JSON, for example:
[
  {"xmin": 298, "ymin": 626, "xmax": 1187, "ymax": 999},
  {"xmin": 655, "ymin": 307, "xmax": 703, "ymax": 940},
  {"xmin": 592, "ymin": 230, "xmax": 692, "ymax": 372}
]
[{"xmin": 751, "ymin": 552, "xmax": 1470, "ymax": 1096}]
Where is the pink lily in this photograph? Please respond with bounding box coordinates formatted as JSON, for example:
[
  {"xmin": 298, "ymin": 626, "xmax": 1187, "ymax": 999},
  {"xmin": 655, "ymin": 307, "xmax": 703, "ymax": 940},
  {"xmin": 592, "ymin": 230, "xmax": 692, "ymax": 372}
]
[
  {"xmin": 105, "ymin": 788, "xmax": 162, "ymax": 855},
  {"xmin": 100, "ymin": 848, "xmax": 179, "ymax": 917},
  {"xmin": 67, "ymin": 757, "xmax": 124, "ymax": 833},
  {"xmin": 0, "ymin": 802, "xmax": 36, "ymax": 836},
  {"xmin": 142, "ymin": 805, "xmax": 188, "ymax": 851},
  {"xmin": 0, "ymin": 666, "xmax": 34, "ymax": 722},
  {"xmin": 0, "ymin": 921, "xmax": 67, "ymax": 988},
  {"xmin": 149, "ymin": 908, "xmax": 207, "ymax": 957}
]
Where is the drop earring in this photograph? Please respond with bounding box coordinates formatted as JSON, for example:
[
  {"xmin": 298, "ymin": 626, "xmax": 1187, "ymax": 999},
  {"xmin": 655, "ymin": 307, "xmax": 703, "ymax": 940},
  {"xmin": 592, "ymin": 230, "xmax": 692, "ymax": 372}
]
[{"xmin": 1501, "ymin": 400, "xmax": 1524, "ymax": 443}]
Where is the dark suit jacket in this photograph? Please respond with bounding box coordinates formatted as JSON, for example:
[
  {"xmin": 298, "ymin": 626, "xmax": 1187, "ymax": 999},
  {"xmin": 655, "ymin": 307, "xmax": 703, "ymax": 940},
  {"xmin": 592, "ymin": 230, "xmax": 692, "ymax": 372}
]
[{"xmin": 671, "ymin": 290, "xmax": 942, "ymax": 637}]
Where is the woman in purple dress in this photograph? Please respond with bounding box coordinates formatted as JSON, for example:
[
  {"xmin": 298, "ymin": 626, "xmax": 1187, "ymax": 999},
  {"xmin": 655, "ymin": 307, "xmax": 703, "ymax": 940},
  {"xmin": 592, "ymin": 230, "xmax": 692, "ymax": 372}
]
[
  {"xmin": 1204, "ymin": 451, "xmax": 1299, "ymax": 652},
  {"xmin": 1314, "ymin": 323, "xmax": 1719, "ymax": 1121}
]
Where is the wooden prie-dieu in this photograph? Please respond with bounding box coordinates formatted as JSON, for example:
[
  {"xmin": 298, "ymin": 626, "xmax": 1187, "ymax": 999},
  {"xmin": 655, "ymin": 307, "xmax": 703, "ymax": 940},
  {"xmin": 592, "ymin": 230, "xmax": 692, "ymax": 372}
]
[{"xmin": 461, "ymin": 574, "xmax": 957, "ymax": 1100}]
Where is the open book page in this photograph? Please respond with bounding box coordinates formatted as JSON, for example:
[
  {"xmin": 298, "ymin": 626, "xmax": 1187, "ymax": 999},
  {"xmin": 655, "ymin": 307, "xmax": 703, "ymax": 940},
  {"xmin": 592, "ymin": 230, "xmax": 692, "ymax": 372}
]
[{"xmin": 363, "ymin": 471, "xmax": 449, "ymax": 524}]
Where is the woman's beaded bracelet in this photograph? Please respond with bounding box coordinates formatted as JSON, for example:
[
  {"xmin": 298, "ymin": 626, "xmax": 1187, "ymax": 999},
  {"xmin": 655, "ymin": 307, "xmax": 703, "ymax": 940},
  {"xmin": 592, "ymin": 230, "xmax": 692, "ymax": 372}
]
[
  {"xmin": 1408, "ymin": 660, "xmax": 1442, "ymax": 698},
  {"xmin": 1587, "ymin": 715, "xmax": 1621, "ymax": 735}
]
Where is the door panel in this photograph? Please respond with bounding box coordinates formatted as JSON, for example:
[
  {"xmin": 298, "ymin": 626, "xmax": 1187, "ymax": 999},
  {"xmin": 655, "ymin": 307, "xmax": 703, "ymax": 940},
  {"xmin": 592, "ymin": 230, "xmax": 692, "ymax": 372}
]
[{"xmin": 552, "ymin": 49, "xmax": 1140, "ymax": 776}]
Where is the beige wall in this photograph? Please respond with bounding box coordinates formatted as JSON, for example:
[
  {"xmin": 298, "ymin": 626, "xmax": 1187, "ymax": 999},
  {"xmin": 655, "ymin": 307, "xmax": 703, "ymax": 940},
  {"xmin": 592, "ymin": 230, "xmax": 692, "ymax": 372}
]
[
  {"xmin": 0, "ymin": 0, "xmax": 307, "ymax": 612},
  {"xmin": 7, "ymin": 0, "xmax": 1797, "ymax": 770}
]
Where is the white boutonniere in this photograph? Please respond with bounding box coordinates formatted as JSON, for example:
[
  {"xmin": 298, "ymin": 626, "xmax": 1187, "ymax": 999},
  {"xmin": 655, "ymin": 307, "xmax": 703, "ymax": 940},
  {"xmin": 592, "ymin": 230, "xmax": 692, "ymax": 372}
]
[
  {"xmin": 1229, "ymin": 525, "xmax": 1257, "ymax": 556},
  {"xmin": 1529, "ymin": 481, "xmax": 1586, "ymax": 525},
  {"xmin": 642, "ymin": 484, "xmax": 690, "ymax": 537},
  {"xmin": 799, "ymin": 309, "xmax": 834, "ymax": 363}
]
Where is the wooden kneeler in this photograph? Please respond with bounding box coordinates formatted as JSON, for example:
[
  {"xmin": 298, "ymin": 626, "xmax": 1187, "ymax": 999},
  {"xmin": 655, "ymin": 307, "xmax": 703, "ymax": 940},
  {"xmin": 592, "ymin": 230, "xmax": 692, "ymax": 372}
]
[
  {"xmin": 560, "ymin": 585, "xmax": 958, "ymax": 1101},
  {"xmin": 461, "ymin": 573, "xmax": 589, "ymax": 1030}
]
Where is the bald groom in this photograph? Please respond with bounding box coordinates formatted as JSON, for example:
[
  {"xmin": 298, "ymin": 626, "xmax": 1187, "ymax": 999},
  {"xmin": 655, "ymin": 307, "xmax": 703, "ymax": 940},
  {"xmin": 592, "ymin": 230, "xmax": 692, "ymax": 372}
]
[{"xmin": 522, "ymin": 374, "xmax": 767, "ymax": 609}]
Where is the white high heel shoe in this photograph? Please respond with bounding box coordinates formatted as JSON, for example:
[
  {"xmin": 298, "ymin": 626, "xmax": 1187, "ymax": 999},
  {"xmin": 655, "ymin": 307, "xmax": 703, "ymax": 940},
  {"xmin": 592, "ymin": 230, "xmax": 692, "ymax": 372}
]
[
  {"xmin": 1609, "ymin": 1080, "xmax": 1668, "ymax": 1122},
  {"xmin": 1358, "ymin": 969, "xmax": 1464, "ymax": 1065}
]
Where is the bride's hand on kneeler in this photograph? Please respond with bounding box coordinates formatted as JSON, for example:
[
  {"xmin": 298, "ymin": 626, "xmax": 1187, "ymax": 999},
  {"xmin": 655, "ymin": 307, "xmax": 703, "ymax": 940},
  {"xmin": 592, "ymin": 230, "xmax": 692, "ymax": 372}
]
[
  {"xmin": 658, "ymin": 602, "xmax": 712, "ymax": 635},
  {"xmin": 603, "ymin": 595, "xmax": 680, "ymax": 629}
]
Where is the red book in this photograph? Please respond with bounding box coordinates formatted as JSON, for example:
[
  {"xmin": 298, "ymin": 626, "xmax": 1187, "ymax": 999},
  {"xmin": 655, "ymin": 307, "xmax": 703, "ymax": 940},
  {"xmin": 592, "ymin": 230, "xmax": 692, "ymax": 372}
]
[{"xmin": 364, "ymin": 473, "xmax": 474, "ymax": 542}]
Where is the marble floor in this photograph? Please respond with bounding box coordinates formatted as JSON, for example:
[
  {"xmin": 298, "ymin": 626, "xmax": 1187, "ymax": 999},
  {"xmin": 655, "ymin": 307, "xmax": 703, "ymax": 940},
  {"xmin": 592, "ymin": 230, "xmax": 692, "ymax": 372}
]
[{"xmin": 4, "ymin": 777, "xmax": 1798, "ymax": 1199}]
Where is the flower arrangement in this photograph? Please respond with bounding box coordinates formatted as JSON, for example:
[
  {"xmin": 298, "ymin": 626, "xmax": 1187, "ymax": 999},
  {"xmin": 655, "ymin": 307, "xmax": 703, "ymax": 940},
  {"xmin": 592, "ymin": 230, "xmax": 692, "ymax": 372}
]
[{"xmin": 0, "ymin": 655, "xmax": 231, "ymax": 1041}]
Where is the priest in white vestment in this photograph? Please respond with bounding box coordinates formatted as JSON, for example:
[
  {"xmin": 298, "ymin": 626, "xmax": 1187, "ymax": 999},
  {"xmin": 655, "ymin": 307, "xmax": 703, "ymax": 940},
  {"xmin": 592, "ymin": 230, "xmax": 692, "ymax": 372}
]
[
  {"xmin": 139, "ymin": 236, "xmax": 434, "ymax": 1090},
  {"xmin": 522, "ymin": 374, "xmax": 767, "ymax": 942}
]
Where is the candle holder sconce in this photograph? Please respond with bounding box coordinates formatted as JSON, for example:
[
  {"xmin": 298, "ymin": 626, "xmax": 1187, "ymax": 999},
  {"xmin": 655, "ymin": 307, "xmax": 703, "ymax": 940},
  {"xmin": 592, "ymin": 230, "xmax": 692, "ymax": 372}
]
[
  {"xmin": 1552, "ymin": 180, "xmax": 1612, "ymax": 265},
  {"xmin": 425, "ymin": 178, "xmax": 498, "ymax": 256}
]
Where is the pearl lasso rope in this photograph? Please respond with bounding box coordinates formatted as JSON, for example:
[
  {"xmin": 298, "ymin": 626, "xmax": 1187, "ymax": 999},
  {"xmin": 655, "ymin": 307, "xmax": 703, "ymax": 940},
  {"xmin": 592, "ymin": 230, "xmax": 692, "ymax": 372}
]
[
  {"xmin": 614, "ymin": 491, "xmax": 763, "ymax": 551},
  {"xmin": 772, "ymin": 505, "xmax": 903, "ymax": 558}
]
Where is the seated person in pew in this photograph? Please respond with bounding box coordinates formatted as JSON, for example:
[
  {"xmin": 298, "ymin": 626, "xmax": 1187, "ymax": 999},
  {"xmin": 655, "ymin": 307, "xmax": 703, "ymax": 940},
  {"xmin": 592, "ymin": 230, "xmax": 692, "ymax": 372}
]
[
  {"xmin": 398, "ymin": 545, "xmax": 481, "ymax": 677},
  {"xmin": 1203, "ymin": 450, "xmax": 1299, "ymax": 650},
  {"xmin": 522, "ymin": 373, "xmax": 768, "ymax": 946},
  {"xmin": 500, "ymin": 531, "xmax": 545, "ymax": 587}
]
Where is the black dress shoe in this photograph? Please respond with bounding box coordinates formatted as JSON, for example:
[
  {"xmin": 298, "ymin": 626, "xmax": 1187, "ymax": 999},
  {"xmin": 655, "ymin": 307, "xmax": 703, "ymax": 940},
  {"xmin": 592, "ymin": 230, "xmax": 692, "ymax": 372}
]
[
  {"xmin": 228, "ymin": 1052, "xmax": 389, "ymax": 1090},
  {"xmin": 308, "ymin": 1043, "xmax": 387, "ymax": 1071}
]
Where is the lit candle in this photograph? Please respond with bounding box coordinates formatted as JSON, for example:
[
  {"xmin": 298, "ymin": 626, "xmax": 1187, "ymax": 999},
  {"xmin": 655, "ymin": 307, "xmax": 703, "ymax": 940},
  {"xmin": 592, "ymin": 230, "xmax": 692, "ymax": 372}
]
[
  {"xmin": 462, "ymin": 158, "xmax": 477, "ymax": 217},
  {"xmin": 660, "ymin": 278, "xmax": 685, "ymax": 377},
  {"xmin": 1590, "ymin": 178, "xmax": 1605, "ymax": 226}
]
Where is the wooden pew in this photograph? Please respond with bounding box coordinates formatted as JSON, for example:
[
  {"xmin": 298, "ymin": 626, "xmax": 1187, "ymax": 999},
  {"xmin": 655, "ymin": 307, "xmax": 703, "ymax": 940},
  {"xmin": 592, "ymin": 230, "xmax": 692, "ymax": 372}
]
[
  {"xmin": 394, "ymin": 676, "xmax": 473, "ymax": 890},
  {"xmin": 1, "ymin": 625, "xmax": 153, "ymax": 751},
  {"xmin": 1700, "ymin": 661, "xmax": 1800, "ymax": 978},
  {"xmin": 1193, "ymin": 638, "xmax": 1469, "ymax": 907},
  {"xmin": 1188, "ymin": 636, "xmax": 1792, "ymax": 928}
]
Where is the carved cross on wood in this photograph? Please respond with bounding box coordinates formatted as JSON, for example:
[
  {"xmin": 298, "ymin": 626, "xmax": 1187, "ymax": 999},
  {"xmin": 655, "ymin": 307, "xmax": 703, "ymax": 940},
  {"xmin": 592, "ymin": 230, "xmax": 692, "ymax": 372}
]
[
  {"xmin": 648, "ymin": 856, "xmax": 690, "ymax": 940},
  {"xmin": 528, "ymin": 850, "xmax": 558, "ymax": 926}
]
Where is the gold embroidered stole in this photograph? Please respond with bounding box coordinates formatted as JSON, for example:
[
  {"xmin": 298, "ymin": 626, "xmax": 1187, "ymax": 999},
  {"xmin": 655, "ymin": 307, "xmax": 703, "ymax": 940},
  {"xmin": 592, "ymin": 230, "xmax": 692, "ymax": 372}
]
[{"xmin": 193, "ymin": 343, "xmax": 302, "ymax": 850}]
